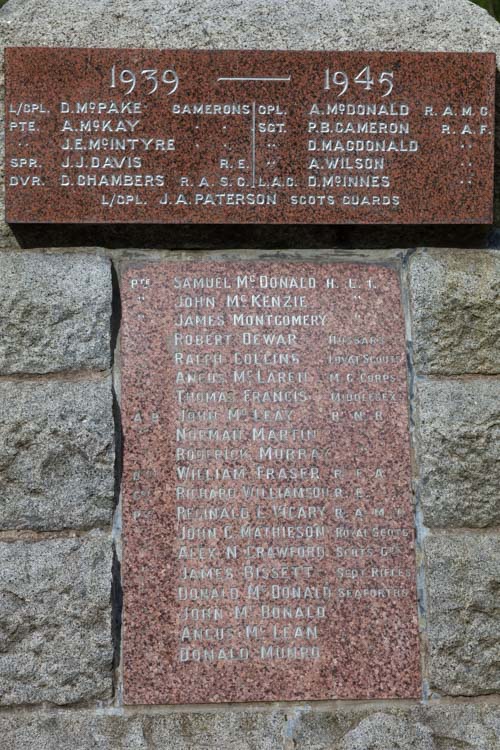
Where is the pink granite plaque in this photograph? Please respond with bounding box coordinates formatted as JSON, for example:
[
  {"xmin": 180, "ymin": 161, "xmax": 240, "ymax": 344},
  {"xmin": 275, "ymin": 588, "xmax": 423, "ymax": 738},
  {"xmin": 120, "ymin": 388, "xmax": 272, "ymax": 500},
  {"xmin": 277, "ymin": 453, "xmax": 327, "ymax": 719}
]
[
  {"xmin": 121, "ymin": 261, "xmax": 421, "ymax": 704},
  {"xmin": 5, "ymin": 48, "xmax": 495, "ymax": 224}
]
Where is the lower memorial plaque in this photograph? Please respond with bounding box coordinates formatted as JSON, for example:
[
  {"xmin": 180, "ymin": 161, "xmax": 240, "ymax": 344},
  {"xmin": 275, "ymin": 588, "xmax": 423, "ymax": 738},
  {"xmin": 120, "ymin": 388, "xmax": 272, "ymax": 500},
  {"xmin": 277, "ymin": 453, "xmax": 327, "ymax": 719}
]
[{"xmin": 121, "ymin": 260, "xmax": 421, "ymax": 704}]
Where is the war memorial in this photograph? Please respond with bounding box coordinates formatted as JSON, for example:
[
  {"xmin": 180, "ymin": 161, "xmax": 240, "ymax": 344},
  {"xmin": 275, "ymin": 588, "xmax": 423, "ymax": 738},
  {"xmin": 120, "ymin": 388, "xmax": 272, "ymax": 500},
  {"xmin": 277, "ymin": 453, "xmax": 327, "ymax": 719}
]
[{"xmin": 0, "ymin": 0, "xmax": 499, "ymax": 747}]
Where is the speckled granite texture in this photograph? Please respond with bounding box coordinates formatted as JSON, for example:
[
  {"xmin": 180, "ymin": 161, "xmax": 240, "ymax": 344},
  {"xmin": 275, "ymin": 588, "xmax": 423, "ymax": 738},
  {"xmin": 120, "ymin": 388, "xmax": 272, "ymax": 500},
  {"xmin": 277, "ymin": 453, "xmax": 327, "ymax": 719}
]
[
  {"xmin": 5, "ymin": 49, "xmax": 495, "ymax": 225},
  {"xmin": 121, "ymin": 261, "xmax": 420, "ymax": 704}
]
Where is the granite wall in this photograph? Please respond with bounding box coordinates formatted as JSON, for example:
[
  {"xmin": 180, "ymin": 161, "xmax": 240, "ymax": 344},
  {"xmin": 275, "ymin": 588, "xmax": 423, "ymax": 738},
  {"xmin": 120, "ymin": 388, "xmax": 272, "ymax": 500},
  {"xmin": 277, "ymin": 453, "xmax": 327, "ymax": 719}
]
[{"xmin": 0, "ymin": 0, "xmax": 499, "ymax": 748}]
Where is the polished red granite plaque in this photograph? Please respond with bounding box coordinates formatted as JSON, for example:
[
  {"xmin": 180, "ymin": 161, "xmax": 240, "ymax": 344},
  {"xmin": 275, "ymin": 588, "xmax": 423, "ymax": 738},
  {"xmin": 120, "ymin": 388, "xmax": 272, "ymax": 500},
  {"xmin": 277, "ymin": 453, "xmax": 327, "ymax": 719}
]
[
  {"xmin": 121, "ymin": 260, "xmax": 421, "ymax": 704},
  {"xmin": 6, "ymin": 48, "xmax": 495, "ymax": 224}
]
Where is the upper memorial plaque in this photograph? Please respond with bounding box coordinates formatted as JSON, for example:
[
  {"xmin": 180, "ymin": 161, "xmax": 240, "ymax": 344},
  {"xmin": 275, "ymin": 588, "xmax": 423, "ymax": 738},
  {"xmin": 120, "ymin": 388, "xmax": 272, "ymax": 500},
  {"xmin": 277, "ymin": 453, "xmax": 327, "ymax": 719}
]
[{"xmin": 5, "ymin": 48, "xmax": 495, "ymax": 225}]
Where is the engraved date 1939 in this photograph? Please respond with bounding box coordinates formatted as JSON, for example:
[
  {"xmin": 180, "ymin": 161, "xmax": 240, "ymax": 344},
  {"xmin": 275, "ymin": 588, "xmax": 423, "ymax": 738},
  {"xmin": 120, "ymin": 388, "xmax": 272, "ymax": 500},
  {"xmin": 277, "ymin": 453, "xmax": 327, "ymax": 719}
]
[{"xmin": 110, "ymin": 65, "xmax": 179, "ymax": 95}]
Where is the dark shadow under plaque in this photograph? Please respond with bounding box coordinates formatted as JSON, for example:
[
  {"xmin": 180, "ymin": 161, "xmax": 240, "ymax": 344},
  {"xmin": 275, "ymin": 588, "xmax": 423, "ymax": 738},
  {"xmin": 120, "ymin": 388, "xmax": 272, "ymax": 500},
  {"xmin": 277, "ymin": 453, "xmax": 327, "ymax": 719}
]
[
  {"xmin": 5, "ymin": 48, "xmax": 495, "ymax": 224},
  {"xmin": 121, "ymin": 261, "xmax": 420, "ymax": 704}
]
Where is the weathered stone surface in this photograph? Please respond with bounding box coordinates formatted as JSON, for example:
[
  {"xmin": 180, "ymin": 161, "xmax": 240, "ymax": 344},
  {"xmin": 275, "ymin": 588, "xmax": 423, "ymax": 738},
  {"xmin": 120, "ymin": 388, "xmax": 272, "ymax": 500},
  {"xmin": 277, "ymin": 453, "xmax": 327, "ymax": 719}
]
[
  {"xmin": 1, "ymin": 705, "xmax": 500, "ymax": 749},
  {"xmin": 0, "ymin": 709, "xmax": 285, "ymax": 749},
  {"xmin": 0, "ymin": 532, "xmax": 113, "ymax": 705},
  {"xmin": 287, "ymin": 707, "xmax": 435, "ymax": 750},
  {"xmin": 1, "ymin": 0, "xmax": 499, "ymax": 51},
  {"xmin": 409, "ymin": 249, "xmax": 500, "ymax": 375},
  {"xmin": 338, "ymin": 713, "xmax": 433, "ymax": 750},
  {"xmin": 425, "ymin": 533, "xmax": 500, "ymax": 696},
  {"xmin": 0, "ymin": 252, "xmax": 111, "ymax": 375},
  {"xmin": 1, "ymin": 0, "xmax": 500, "ymax": 248},
  {"xmin": 147, "ymin": 713, "xmax": 286, "ymax": 749},
  {"xmin": 416, "ymin": 379, "xmax": 500, "ymax": 527},
  {"xmin": 0, "ymin": 378, "xmax": 115, "ymax": 530},
  {"xmin": 422, "ymin": 704, "xmax": 500, "ymax": 750},
  {"xmin": 290, "ymin": 705, "xmax": 500, "ymax": 750},
  {"xmin": 287, "ymin": 709, "xmax": 420, "ymax": 750}
]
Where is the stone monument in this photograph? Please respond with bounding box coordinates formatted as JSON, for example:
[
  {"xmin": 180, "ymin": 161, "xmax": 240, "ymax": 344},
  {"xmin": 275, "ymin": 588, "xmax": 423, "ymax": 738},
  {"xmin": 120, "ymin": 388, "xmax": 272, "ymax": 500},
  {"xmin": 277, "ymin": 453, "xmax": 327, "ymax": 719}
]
[{"xmin": 0, "ymin": 0, "xmax": 499, "ymax": 748}]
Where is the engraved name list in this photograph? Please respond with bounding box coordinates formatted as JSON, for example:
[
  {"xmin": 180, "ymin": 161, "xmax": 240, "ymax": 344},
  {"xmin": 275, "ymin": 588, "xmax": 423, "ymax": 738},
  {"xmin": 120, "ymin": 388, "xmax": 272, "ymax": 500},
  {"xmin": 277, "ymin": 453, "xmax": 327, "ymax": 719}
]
[
  {"xmin": 6, "ymin": 49, "xmax": 495, "ymax": 224},
  {"xmin": 121, "ymin": 261, "xmax": 421, "ymax": 704}
]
